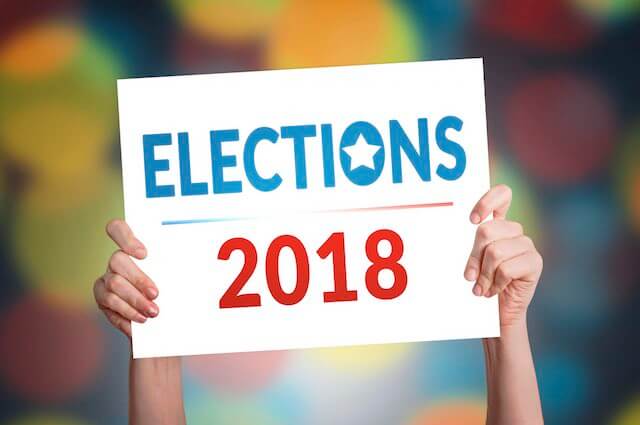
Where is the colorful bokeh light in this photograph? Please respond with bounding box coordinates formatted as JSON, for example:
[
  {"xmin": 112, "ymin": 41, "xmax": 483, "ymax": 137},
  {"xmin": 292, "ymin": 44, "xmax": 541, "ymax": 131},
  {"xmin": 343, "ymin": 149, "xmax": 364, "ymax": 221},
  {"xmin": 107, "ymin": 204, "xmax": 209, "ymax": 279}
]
[
  {"xmin": 12, "ymin": 172, "xmax": 123, "ymax": 306},
  {"xmin": 2, "ymin": 414, "xmax": 88, "ymax": 425},
  {"xmin": 571, "ymin": 0, "xmax": 640, "ymax": 21},
  {"xmin": 476, "ymin": 0, "xmax": 596, "ymax": 50},
  {"xmin": 170, "ymin": 0, "xmax": 283, "ymax": 43},
  {"xmin": 184, "ymin": 350, "xmax": 289, "ymax": 394},
  {"xmin": 611, "ymin": 394, "xmax": 640, "ymax": 425},
  {"xmin": 408, "ymin": 400, "xmax": 486, "ymax": 425},
  {"xmin": 0, "ymin": 21, "xmax": 121, "ymax": 212},
  {"xmin": 615, "ymin": 121, "xmax": 640, "ymax": 233},
  {"xmin": 505, "ymin": 72, "xmax": 616, "ymax": 185},
  {"xmin": 491, "ymin": 153, "xmax": 542, "ymax": 241},
  {"xmin": 308, "ymin": 343, "xmax": 412, "ymax": 374},
  {"xmin": 0, "ymin": 295, "xmax": 104, "ymax": 403},
  {"xmin": 266, "ymin": 0, "xmax": 421, "ymax": 69}
]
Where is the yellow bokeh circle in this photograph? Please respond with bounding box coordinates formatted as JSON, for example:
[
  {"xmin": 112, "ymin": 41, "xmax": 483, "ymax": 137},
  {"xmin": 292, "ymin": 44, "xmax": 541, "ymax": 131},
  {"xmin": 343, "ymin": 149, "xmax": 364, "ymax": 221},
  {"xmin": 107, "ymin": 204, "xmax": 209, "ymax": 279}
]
[
  {"xmin": 12, "ymin": 171, "xmax": 124, "ymax": 306},
  {"xmin": 266, "ymin": 0, "xmax": 421, "ymax": 69},
  {"xmin": 170, "ymin": 0, "xmax": 283, "ymax": 42},
  {"xmin": 0, "ymin": 21, "xmax": 121, "ymax": 211},
  {"xmin": 611, "ymin": 394, "xmax": 640, "ymax": 425},
  {"xmin": 308, "ymin": 343, "xmax": 412, "ymax": 374}
]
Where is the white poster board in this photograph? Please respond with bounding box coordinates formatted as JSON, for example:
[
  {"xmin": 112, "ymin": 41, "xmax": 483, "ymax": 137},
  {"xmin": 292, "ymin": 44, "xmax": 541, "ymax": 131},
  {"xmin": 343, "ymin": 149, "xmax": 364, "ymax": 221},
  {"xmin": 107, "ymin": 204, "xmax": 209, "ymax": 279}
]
[{"xmin": 117, "ymin": 58, "xmax": 499, "ymax": 358}]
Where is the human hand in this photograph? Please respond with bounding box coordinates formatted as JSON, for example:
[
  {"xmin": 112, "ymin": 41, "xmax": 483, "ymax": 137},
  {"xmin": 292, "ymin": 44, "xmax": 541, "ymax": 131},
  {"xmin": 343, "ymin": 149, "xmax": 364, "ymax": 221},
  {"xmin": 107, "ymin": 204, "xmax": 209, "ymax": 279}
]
[
  {"xmin": 93, "ymin": 220, "xmax": 159, "ymax": 337},
  {"xmin": 464, "ymin": 185, "xmax": 543, "ymax": 328}
]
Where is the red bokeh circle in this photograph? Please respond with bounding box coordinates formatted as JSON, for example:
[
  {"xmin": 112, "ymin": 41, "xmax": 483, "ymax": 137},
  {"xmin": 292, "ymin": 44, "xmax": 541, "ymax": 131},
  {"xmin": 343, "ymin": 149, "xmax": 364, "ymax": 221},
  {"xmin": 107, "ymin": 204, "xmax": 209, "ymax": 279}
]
[
  {"xmin": 185, "ymin": 350, "xmax": 288, "ymax": 394},
  {"xmin": 505, "ymin": 72, "xmax": 616, "ymax": 185},
  {"xmin": 0, "ymin": 295, "xmax": 105, "ymax": 403}
]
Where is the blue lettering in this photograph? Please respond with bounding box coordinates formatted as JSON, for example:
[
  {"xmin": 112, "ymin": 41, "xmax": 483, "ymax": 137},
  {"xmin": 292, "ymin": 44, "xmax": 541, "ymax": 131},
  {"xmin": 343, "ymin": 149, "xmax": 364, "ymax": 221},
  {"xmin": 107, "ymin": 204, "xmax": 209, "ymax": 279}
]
[
  {"xmin": 210, "ymin": 129, "xmax": 242, "ymax": 194},
  {"xmin": 244, "ymin": 127, "xmax": 282, "ymax": 192},
  {"xmin": 281, "ymin": 125, "xmax": 316, "ymax": 189},
  {"xmin": 435, "ymin": 116, "xmax": 466, "ymax": 181},
  {"xmin": 178, "ymin": 132, "xmax": 208, "ymax": 196},
  {"xmin": 320, "ymin": 124, "xmax": 336, "ymax": 188},
  {"xmin": 389, "ymin": 119, "xmax": 431, "ymax": 183},
  {"xmin": 143, "ymin": 133, "xmax": 175, "ymax": 198}
]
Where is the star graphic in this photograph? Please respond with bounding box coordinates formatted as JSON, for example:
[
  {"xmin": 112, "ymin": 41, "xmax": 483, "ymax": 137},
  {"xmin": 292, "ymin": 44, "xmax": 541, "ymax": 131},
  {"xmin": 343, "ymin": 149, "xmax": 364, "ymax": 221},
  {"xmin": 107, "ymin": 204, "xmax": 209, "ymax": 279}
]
[{"xmin": 342, "ymin": 135, "xmax": 382, "ymax": 171}]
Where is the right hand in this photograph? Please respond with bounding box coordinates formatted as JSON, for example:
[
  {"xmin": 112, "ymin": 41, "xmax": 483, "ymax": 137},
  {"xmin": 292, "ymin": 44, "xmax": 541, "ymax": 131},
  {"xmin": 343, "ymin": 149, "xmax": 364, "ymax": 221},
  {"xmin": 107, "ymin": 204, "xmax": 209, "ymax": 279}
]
[{"xmin": 93, "ymin": 219, "xmax": 159, "ymax": 337}]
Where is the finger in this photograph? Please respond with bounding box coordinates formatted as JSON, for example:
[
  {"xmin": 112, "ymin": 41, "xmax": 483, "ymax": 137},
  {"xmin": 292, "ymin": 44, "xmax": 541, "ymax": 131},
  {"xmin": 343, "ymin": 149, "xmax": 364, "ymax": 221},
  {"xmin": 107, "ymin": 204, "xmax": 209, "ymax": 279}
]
[
  {"xmin": 103, "ymin": 271, "xmax": 158, "ymax": 318},
  {"xmin": 103, "ymin": 309, "xmax": 132, "ymax": 337},
  {"xmin": 95, "ymin": 276, "xmax": 150, "ymax": 322},
  {"xmin": 478, "ymin": 236, "xmax": 534, "ymax": 297},
  {"xmin": 106, "ymin": 219, "xmax": 146, "ymax": 259},
  {"xmin": 491, "ymin": 250, "xmax": 543, "ymax": 296},
  {"xmin": 465, "ymin": 220, "xmax": 523, "ymax": 282},
  {"xmin": 108, "ymin": 250, "xmax": 158, "ymax": 299},
  {"xmin": 470, "ymin": 184, "xmax": 512, "ymax": 224}
]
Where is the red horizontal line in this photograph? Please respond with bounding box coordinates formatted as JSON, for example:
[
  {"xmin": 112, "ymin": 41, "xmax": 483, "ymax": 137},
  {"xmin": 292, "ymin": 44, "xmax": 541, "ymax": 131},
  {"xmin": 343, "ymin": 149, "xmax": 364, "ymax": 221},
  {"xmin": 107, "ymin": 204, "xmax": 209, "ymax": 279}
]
[{"xmin": 318, "ymin": 201, "xmax": 454, "ymax": 214}]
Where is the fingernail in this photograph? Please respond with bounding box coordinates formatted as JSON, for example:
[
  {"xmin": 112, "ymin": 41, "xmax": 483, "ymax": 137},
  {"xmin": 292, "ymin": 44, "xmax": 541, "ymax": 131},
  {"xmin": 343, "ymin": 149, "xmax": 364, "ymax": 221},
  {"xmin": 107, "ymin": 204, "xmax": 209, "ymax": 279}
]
[
  {"xmin": 472, "ymin": 284, "xmax": 482, "ymax": 296},
  {"xmin": 136, "ymin": 314, "xmax": 147, "ymax": 323},
  {"xmin": 145, "ymin": 287, "xmax": 158, "ymax": 299},
  {"xmin": 465, "ymin": 267, "xmax": 478, "ymax": 281},
  {"xmin": 470, "ymin": 213, "xmax": 481, "ymax": 224},
  {"xmin": 147, "ymin": 305, "xmax": 158, "ymax": 317},
  {"xmin": 135, "ymin": 247, "xmax": 147, "ymax": 258}
]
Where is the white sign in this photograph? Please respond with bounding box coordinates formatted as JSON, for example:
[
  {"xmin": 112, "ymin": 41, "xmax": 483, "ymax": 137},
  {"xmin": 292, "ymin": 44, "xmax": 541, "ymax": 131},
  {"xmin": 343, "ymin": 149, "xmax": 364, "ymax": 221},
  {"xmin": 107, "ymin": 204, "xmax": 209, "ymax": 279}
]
[{"xmin": 117, "ymin": 58, "xmax": 498, "ymax": 359}]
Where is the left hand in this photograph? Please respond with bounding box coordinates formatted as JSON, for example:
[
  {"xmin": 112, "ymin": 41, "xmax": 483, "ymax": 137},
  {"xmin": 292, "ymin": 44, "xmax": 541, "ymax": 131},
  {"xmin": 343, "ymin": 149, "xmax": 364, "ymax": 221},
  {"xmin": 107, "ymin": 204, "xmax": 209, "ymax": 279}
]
[{"xmin": 464, "ymin": 184, "xmax": 543, "ymax": 328}]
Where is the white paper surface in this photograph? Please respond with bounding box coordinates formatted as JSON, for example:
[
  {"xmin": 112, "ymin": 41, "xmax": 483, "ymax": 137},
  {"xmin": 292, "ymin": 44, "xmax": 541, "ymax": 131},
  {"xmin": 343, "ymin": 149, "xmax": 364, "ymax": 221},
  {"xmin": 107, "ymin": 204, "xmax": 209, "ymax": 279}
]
[{"xmin": 117, "ymin": 58, "xmax": 499, "ymax": 358}]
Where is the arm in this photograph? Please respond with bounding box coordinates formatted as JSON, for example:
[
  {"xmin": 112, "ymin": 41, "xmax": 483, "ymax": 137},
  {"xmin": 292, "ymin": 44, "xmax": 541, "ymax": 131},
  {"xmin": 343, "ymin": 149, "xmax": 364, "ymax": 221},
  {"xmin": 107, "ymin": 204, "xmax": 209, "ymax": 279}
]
[
  {"xmin": 464, "ymin": 185, "xmax": 544, "ymax": 425},
  {"xmin": 130, "ymin": 356, "xmax": 185, "ymax": 425},
  {"xmin": 93, "ymin": 219, "xmax": 185, "ymax": 424},
  {"xmin": 484, "ymin": 323, "xmax": 542, "ymax": 425}
]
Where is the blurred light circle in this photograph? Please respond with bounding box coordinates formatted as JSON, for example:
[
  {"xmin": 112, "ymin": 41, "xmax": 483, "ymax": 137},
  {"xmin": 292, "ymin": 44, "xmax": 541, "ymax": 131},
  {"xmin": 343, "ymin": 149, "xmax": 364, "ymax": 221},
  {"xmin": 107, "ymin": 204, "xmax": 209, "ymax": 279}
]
[
  {"xmin": 408, "ymin": 400, "xmax": 485, "ymax": 425},
  {"xmin": 0, "ymin": 21, "xmax": 120, "ymax": 205},
  {"xmin": 170, "ymin": 0, "xmax": 283, "ymax": 43},
  {"xmin": 0, "ymin": 0, "xmax": 79, "ymax": 41},
  {"xmin": 186, "ymin": 393, "xmax": 281, "ymax": 425},
  {"xmin": 537, "ymin": 353, "xmax": 591, "ymax": 419},
  {"xmin": 606, "ymin": 235, "xmax": 640, "ymax": 300},
  {"xmin": 615, "ymin": 121, "xmax": 640, "ymax": 234},
  {"xmin": 477, "ymin": 0, "xmax": 595, "ymax": 51},
  {"xmin": 611, "ymin": 395, "xmax": 640, "ymax": 425},
  {"xmin": 266, "ymin": 0, "xmax": 421, "ymax": 69},
  {"xmin": 173, "ymin": 31, "xmax": 262, "ymax": 75},
  {"xmin": 491, "ymin": 154, "xmax": 542, "ymax": 242},
  {"xmin": 3, "ymin": 415, "xmax": 87, "ymax": 425},
  {"xmin": 309, "ymin": 343, "xmax": 412, "ymax": 374},
  {"xmin": 505, "ymin": 73, "xmax": 616, "ymax": 185},
  {"xmin": 571, "ymin": 0, "xmax": 640, "ymax": 22},
  {"xmin": 0, "ymin": 21, "xmax": 81, "ymax": 80},
  {"xmin": 0, "ymin": 96, "xmax": 111, "ymax": 183},
  {"xmin": 546, "ymin": 187, "xmax": 620, "ymax": 260},
  {"xmin": 419, "ymin": 340, "xmax": 485, "ymax": 399},
  {"xmin": 184, "ymin": 350, "xmax": 288, "ymax": 394},
  {"xmin": 535, "ymin": 261, "xmax": 610, "ymax": 334},
  {"xmin": 0, "ymin": 295, "xmax": 104, "ymax": 403},
  {"xmin": 12, "ymin": 171, "xmax": 123, "ymax": 306}
]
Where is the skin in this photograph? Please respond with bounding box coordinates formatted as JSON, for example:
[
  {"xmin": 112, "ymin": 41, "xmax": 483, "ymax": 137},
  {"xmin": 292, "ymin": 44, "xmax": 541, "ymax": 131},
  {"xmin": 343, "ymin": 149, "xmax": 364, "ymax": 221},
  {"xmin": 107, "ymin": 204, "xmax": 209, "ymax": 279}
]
[{"xmin": 94, "ymin": 184, "xmax": 543, "ymax": 425}]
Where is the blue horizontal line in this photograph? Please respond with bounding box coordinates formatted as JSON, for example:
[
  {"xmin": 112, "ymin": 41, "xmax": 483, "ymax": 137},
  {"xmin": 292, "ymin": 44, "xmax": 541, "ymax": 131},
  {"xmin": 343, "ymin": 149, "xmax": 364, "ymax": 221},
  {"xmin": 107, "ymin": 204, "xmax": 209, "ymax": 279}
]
[
  {"xmin": 160, "ymin": 201, "xmax": 453, "ymax": 226},
  {"xmin": 161, "ymin": 217, "xmax": 253, "ymax": 225}
]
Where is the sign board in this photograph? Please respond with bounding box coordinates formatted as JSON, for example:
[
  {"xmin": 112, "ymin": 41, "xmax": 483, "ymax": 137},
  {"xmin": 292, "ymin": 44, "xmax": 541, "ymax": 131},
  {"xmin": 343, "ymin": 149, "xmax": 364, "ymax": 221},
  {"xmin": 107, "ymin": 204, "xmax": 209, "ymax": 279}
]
[{"xmin": 117, "ymin": 58, "xmax": 499, "ymax": 358}]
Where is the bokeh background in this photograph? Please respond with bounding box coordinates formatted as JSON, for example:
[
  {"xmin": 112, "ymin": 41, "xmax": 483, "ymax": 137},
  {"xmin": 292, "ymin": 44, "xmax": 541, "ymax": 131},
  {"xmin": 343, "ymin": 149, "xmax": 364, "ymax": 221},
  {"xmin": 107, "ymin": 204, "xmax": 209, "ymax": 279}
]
[{"xmin": 0, "ymin": 0, "xmax": 639, "ymax": 424}]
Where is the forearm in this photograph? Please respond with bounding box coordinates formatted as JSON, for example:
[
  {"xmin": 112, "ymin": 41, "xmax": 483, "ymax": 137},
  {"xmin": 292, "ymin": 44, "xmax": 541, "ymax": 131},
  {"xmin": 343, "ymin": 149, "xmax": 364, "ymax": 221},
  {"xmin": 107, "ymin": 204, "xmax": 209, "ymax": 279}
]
[
  {"xmin": 129, "ymin": 356, "xmax": 185, "ymax": 425},
  {"xmin": 484, "ymin": 321, "xmax": 543, "ymax": 425}
]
